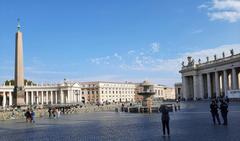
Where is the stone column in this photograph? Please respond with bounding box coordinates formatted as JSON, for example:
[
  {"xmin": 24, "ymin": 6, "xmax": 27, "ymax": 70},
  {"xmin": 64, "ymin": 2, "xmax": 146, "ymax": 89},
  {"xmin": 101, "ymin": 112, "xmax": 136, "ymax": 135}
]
[
  {"xmin": 79, "ymin": 90, "xmax": 81, "ymax": 102},
  {"xmin": 232, "ymin": 68, "xmax": 237, "ymax": 90},
  {"xmin": 9, "ymin": 92, "xmax": 12, "ymax": 106},
  {"xmin": 3, "ymin": 92, "xmax": 6, "ymax": 107},
  {"xmin": 31, "ymin": 91, "xmax": 34, "ymax": 105},
  {"xmin": 223, "ymin": 70, "xmax": 228, "ymax": 96},
  {"xmin": 46, "ymin": 91, "xmax": 49, "ymax": 104},
  {"xmin": 61, "ymin": 90, "xmax": 64, "ymax": 104},
  {"xmin": 50, "ymin": 91, "xmax": 53, "ymax": 104},
  {"xmin": 182, "ymin": 76, "xmax": 188, "ymax": 100},
  {"xmin": 55, "ymin": 91, "xmax": 58, "ymax": 104},
  {"xmin": 26, "ymin": 91, "xmax": 29, "ymax": 105},
  {"xmin": 67, "ymin": 90, "xmax": 70, "ymax": 104},
  {"xmin": 199, "ymin": 74, "xmax": 204, "ymax": 99},
  {"xmin": 193, "ymin": 75, "xmax": 198, "ymax": 100},
  {"xmin": 36, "ymin": 91, "xmax": 39, "ymax": 105},
  {"xmin": 41, "ymin": 91, "xmax": 44, "ymax": 105},
  {"xmin": 207, "ymin": 73, "xmax": 212, "ymax": 99},
  {"xmin": 215, "ymin": 72, "xmax": 220, "ymax": 98}
]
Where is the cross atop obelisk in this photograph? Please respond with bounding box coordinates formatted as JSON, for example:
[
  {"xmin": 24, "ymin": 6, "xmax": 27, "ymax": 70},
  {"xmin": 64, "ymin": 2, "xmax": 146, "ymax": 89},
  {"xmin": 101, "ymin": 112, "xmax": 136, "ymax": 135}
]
[
  {"xmin": 13, "ymin": 18, "xmax": 25, "ymax": 106},
  {"xmin": 17, "ymin": 18, "xmax": 21, "ymax": 31}
]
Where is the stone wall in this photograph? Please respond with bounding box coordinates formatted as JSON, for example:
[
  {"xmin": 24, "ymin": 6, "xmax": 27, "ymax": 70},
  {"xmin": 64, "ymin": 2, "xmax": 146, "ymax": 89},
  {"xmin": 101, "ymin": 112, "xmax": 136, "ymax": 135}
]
[{"xmin": 0, "ymin": 105, "xmax": 120, "ymax": 121}]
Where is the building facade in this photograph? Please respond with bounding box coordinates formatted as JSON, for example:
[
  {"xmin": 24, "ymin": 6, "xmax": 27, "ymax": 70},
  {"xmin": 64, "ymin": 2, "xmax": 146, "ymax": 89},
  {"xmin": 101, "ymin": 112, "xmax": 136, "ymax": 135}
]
[
  {"xmin": 81, "ymin": 81, "xmax": 137, "ymax": 104},
  {"xmin": 180, "ymin": 50, "xmax": 240, "ymax": 100},
  {"xmin": 0, "ymin": 81, "xmax": 175, "ymax": 107},
  {"xmin": 0, "ymin": 81, "xmax": 82, "ymax": 107}
]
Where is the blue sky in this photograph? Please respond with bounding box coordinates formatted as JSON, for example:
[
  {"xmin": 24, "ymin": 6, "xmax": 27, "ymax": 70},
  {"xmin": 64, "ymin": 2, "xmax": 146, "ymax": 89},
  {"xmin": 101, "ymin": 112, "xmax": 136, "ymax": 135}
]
[{"xmin": 0, "ymin": 0, "xmax": 240, "ymax": 86}]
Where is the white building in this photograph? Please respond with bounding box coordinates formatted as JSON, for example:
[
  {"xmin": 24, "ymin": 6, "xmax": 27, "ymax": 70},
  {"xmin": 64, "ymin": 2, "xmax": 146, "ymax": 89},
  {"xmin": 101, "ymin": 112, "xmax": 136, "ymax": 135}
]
[
  {"xmin": 0, "ymin": 81, "xmax": 82, "ymax": 108},
  {"xmin": 0, "ymin": 80, "xmax": 176, "ymax": 107},
  {"xmin": 180, "ymin": 50, "xmax": 240, "ymax": 100}
]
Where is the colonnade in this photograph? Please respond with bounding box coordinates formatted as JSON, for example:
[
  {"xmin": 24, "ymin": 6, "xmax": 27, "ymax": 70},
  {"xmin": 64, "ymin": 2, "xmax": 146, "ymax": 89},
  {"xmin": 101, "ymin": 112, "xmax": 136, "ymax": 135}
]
[
  {"xmin": 0, "ymin": 89, "xmax": 82, "ymax": 107},
  {"xmin": 183, "ymin": 67, "xmax": 240, "ymax": 100}
]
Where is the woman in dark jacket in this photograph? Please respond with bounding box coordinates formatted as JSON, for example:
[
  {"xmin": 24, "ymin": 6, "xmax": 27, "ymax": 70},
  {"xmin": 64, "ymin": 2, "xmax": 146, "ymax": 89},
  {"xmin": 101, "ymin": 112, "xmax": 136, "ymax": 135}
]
[{"xmin": 160, "ymin": 105, "xmax": 170, "ymax": 136}]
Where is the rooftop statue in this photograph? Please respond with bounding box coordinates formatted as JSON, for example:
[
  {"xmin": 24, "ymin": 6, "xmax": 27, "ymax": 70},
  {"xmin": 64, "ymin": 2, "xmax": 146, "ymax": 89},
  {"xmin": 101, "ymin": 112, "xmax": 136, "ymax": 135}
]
[
  {"xmin": 187, "ymin": 56, "xmax": 194, "ymax": 66},
  {"xmin": 182, "ymin": 61, "xmax": 185, "ymax": 67},
  {"xmin": 230, "ymin": 49, "xmax": 234, "ymax": 56}
]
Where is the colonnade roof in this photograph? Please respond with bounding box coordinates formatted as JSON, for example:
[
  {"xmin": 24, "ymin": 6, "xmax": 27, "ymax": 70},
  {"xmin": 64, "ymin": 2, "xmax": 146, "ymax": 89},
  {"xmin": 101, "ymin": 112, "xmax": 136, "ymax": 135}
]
[{"xmin": 180, "ymin": 52, "xmax": 240, "ymax": 73}]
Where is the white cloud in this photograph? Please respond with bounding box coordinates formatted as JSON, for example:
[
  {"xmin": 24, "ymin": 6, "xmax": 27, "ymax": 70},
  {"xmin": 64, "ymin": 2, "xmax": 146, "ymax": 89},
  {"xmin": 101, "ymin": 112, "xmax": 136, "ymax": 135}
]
[
  {"xmin": 150, "ymin": 42, "xmax": 160, "ymax": 53},
  {"xmin": 114, "ymin": 53, "xmax": 122, "ymax": 61},
  {"xmin": 90, "ymin": 43, "xmax": 240, "ymax": 78},
  {"xmin": 116, "ymin": 44, "xmax": 240, "ymax": 73},
  {"xmin": 192, "ymin": 29, "xmax": 203, "ymax": 34},
  {"xmin": 199, "ymin": 0, "xmax": 240, "ymax": 23},
  {"xmin": 127, "ymin": 50, "xmax": 135, "ymax": 55},
  {"xmin": 183, "ymin": 44, "xmax": 240, "ymax": 61},
  {"xmin": 90, "ymin": 56, "xmax": 111, "ymax": 65}
]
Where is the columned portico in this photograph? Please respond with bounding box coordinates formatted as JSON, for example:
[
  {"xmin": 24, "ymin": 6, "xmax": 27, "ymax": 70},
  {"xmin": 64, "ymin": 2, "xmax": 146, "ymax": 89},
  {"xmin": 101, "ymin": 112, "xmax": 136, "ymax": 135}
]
[{"xmin": 180, "ymin": 51, "xmax": 240, "ymax": 100}]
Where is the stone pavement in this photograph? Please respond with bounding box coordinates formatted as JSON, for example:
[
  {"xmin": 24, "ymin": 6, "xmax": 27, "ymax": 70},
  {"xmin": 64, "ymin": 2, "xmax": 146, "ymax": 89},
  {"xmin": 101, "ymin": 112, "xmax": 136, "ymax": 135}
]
[{"xmin": 0, "ymin": 101, "xmax": 239, "ymax": 141}]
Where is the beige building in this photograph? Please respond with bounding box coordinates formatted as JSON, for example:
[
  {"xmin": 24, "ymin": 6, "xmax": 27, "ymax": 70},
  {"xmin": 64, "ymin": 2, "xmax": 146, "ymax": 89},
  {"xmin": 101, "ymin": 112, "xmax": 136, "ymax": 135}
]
[
  {"xmin": 81, "ymin": 81, "xmax": 136, "ymax": 104},
  {"xmin": 180, "ymin": 50, "xmax": 240, "ymax": 100}
]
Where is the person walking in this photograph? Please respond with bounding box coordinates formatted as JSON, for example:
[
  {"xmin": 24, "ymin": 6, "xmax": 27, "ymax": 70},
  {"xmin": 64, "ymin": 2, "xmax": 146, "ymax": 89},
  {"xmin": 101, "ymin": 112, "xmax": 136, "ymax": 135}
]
[
  {"xmin": 56, "ymin": 109, "xmax": 61, "ymax": 118},
  {"xmin": 210, "ymin": 100, "xmax": 221, "ymax": 125},
  {"xmin": 25, "ymin": 108, "xmax": 31, "ymax": 123},
  {"xmin": 220, "ymin": 100, "xmax": 228, "ymax": 125},
  {"xmin": 31, "ymin": 109, "xmax": 35, "ymax": 123},
  {"xmin": 48, "ymin": 108, "xmax": 52, "ymax": 118},
  {"xmin": 160, "ymin": 105, "xmax": 170, "ymax": 136}
]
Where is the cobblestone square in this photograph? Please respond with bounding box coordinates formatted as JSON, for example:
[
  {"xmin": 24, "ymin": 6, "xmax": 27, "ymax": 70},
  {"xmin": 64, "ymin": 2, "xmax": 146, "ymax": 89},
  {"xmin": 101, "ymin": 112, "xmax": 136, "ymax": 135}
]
[{"xmin": 0, "ymin": 101, "xmax": 239, "ymax": 141}]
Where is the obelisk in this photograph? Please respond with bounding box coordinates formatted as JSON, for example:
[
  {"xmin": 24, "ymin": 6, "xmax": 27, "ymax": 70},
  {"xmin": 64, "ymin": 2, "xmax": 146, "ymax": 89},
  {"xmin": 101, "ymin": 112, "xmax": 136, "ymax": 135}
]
[{"xmin": 13, "ymin": 19, "xmax": 25, "ymax": 106}]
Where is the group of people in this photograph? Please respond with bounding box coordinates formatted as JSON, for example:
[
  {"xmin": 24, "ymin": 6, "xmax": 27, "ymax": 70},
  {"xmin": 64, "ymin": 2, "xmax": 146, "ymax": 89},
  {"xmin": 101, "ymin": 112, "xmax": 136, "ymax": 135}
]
[
  {"xmin": 210, "ymin": 97, "xmax": 229, "ymax": 125},
  {"xmin": 48, "ymin": 107, "xmax": 61, "ymax": 119},
  {"xmin": 159, "ymin": 97, "xmax": 230, "ymax": 137},
  {"xmin": 24, "ymin": 108, "xmax": 35, "ymax": 123}
]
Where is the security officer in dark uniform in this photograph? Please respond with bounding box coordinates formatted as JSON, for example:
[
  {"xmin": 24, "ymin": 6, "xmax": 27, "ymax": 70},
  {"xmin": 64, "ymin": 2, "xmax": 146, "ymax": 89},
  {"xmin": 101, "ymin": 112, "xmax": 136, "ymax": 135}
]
[
  {"xmin": 210, "ymin": 100, "xmax": 221, "ymax": 125},
  {"xmin": 220, "ymin": 100, "xmax": 228, "ymax": 125}
]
